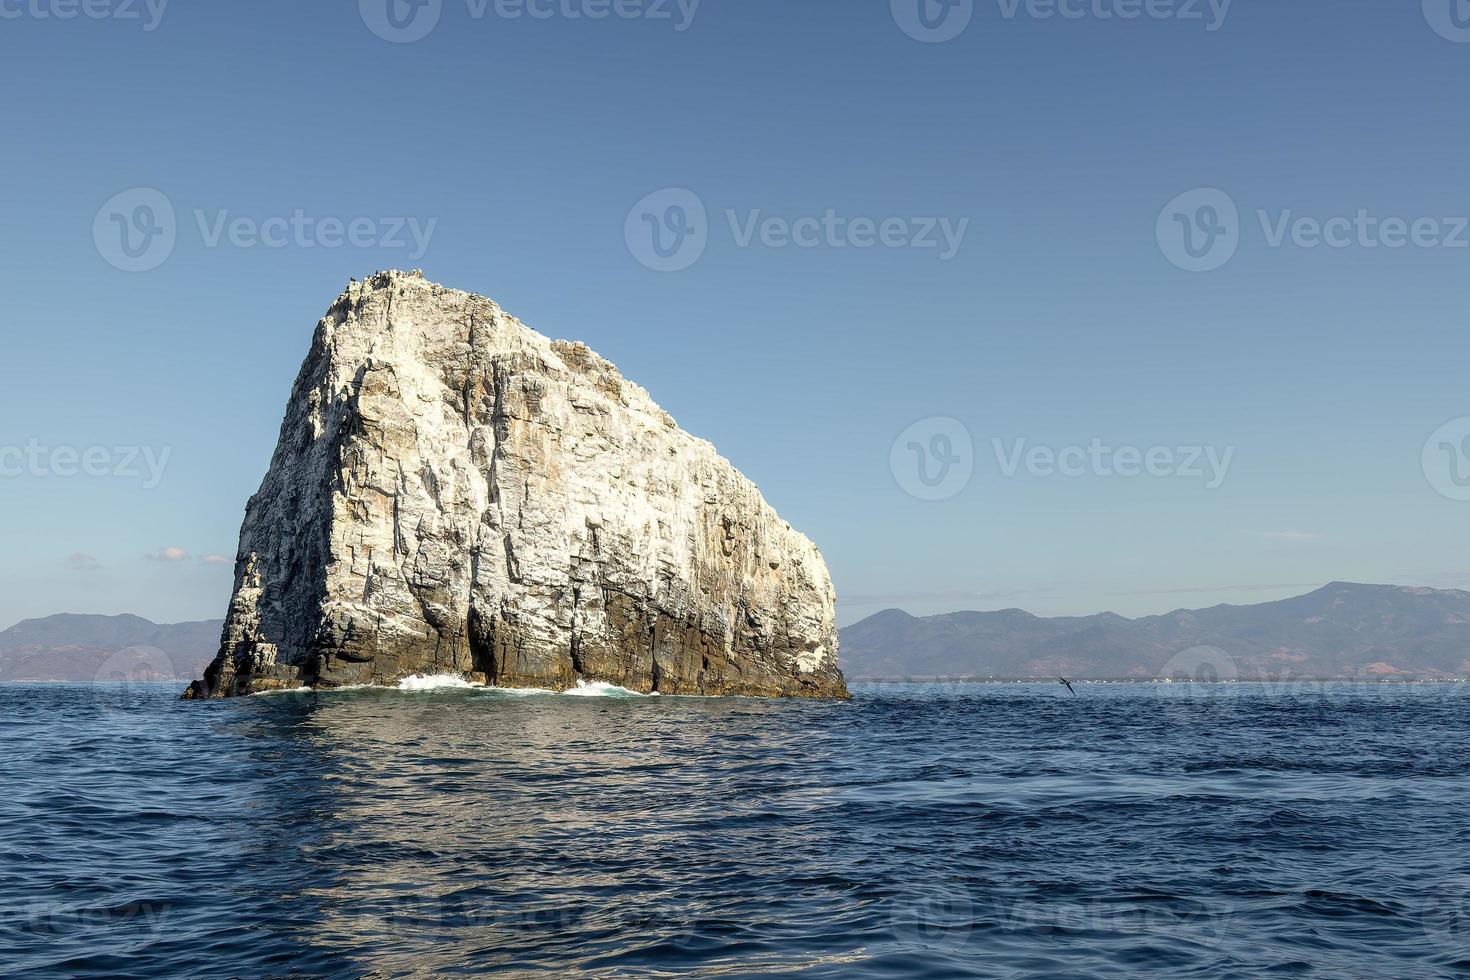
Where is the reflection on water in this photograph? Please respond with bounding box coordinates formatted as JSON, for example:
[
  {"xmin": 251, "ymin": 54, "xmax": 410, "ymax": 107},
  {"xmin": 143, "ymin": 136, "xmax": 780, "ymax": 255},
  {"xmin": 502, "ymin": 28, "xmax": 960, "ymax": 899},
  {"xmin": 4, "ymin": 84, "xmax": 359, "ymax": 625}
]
[
  {"xmin": 3, "ymin": 682, "xmax": 1470, "ymax": 977},
  {"xmin": 294, "ymin": 691, "xmax": 854, "ymax": 977}
]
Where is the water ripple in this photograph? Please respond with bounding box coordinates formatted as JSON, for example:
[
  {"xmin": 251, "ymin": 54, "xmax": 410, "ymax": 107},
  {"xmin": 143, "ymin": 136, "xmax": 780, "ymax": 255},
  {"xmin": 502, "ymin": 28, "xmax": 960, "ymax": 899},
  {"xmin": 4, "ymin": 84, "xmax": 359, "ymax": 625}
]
[{"xmin": 3, "ymin": 681, "xmax": 1470, "ymax": 977}]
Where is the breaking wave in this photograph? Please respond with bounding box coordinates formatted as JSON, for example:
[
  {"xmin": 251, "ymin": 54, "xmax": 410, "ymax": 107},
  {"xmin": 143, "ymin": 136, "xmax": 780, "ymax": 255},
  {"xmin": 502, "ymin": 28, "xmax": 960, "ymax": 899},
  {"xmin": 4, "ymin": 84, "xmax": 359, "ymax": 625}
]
[
  {"xmin": 479, "ymin": 679, "xmax": 656, "ymax": 698},
  {"xmin": 394, "ymin": 674, "xmax": 487, "ymax": 692},
  {"xmin": 563, "ymin": 680, "xmax": 655, "ymax": 697}
]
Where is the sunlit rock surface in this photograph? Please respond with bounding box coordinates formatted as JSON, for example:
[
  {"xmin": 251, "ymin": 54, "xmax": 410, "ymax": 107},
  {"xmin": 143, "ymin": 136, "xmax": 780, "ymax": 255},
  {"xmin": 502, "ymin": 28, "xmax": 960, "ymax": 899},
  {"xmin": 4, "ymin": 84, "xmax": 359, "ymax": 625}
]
[{"xmin": 185, "ymin": 271, "xmax": 847, "ymax": 700}]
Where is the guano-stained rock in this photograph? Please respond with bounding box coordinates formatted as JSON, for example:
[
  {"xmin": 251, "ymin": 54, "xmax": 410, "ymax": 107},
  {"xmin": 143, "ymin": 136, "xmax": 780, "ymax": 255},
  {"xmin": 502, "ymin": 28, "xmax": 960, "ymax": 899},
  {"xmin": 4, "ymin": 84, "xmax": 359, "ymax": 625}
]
[{"xmin": 184, "ymin": 271, "xmax": 848, "ymax": 700}]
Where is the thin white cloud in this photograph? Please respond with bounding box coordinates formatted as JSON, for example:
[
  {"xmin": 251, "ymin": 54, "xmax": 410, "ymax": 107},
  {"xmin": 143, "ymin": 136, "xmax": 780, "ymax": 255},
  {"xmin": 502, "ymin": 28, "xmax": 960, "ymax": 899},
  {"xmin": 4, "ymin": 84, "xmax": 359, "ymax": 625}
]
[
  {"xmin": 1386, "ymin": 572, "xmax": 1470, "ymax": 593},
  {"xmin": 1106, "ymin": 582, "xmax": 1324, "ymax": 598},
  {"xmin": 199, "ymin": 554, "xmax": 232, "ymax": 566},
  {"xmin": 144, "ymin": 546, "xmax": 191, "ymax": 562},
  {"xmin": 67, "ymin": 553, "xmax": 101, "ymax": 573},
  {"xmin": 838, "ymin": 588, "xmax": 1053, "ymax": 606}
]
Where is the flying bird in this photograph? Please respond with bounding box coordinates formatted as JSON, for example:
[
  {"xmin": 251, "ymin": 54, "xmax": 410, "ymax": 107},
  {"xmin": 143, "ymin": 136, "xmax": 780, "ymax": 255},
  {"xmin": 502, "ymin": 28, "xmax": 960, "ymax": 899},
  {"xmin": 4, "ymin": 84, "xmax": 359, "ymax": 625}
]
[{"xmin": 1058, "ymin": 676, "xmax": 1076, "ymax": 695}]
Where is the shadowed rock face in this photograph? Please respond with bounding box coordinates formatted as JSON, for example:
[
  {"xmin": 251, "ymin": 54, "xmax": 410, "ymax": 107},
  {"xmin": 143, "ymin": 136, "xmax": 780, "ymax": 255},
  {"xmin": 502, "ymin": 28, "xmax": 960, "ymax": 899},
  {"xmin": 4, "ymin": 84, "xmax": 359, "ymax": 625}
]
[{"xmin": 185, "ymin": 271, "xmax": 847, "ymax": 700}]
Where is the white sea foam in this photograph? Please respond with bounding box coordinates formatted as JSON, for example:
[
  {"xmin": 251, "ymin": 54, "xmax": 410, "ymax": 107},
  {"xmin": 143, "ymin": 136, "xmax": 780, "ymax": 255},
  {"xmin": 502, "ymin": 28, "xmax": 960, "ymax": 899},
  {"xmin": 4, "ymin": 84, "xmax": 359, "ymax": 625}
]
[
  {"xmin": 562, "ymin": 680, "xmax": 655, "ymax": 697},
  {"xmin": 475, "ymin": 680, "xmax": 656, "ymax": 698},
  {"xmin": 248, "ymin": 675, "xmax": 656, "ymax": 697},
  {"xmin": 480, "ymin": 685, "xmax": 558, "ymax": 697},
  {"xmin": 394, "ymin": 674, "xmax": 487, "ymax": 692}
]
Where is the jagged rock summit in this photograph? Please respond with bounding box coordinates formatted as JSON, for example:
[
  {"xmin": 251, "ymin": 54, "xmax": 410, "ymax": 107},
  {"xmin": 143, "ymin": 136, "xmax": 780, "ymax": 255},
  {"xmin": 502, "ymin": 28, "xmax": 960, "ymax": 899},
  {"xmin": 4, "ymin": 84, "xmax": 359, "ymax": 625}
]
[{"xmin": 185, "ymin": 271, "xmax": 847, "ymax": 700}]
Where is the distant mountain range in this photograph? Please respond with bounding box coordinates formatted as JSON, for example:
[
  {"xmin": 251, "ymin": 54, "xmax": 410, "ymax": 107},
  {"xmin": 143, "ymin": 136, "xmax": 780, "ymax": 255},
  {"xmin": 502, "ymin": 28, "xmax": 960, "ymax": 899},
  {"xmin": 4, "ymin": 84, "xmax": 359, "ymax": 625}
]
[
  {"xmin": 6, "ymin": 583, "xmax": 1470, "ymax": 683},
  {"xmin": 840, "ymin": 583, "xmax": 1470, "ymax": 680},
  {"xmin": 0, "ymin": 614, "xmax": 222, "ymax": 683}
]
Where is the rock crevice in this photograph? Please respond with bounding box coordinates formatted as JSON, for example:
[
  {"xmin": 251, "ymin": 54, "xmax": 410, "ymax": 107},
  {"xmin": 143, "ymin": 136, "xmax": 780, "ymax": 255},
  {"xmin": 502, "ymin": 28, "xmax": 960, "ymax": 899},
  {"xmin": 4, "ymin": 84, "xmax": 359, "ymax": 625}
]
[{"xmin": 185, "ymin": 271, "xmax": 848, "ymax": 700}]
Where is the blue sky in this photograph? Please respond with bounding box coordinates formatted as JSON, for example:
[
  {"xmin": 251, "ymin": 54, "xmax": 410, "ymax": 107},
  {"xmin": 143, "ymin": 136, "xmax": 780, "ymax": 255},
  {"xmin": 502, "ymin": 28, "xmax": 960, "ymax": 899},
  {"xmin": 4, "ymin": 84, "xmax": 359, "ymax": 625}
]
[{"xmin": 1, "ymin": 0, "xmax": 1468, "ymax": 630}]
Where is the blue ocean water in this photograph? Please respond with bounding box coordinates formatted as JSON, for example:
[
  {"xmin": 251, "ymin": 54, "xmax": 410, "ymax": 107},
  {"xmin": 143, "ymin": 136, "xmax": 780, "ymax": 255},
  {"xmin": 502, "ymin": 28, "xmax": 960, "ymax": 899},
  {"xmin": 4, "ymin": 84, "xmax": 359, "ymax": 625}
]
[{"xmin": 3, "ymin": 681, "xmax": 1469, "ymax": 978}]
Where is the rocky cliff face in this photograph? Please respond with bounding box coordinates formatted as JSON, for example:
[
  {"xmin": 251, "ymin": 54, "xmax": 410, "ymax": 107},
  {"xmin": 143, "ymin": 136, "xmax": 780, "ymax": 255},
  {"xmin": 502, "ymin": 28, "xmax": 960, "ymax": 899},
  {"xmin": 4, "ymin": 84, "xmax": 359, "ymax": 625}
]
[{"xmin": 185, "ymin": 271, "xmax": 846, "ymax": 699}]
